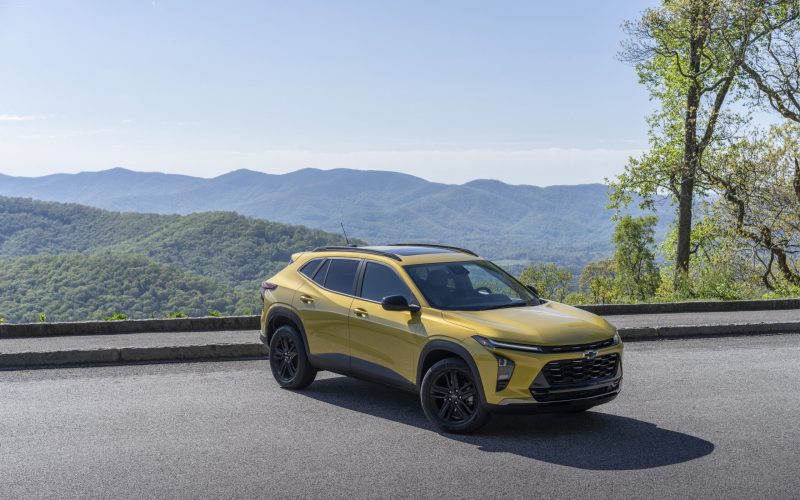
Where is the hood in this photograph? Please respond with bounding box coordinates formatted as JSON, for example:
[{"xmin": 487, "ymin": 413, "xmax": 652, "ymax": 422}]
[{"xmin": 442, "ymin": 301, "xmax": 615, "ymax": 346}]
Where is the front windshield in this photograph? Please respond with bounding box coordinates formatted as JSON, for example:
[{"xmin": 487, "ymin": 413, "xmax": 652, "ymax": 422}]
[{"xmin": 404, "ymin": 260, "xmax": 540, "ymax": 311}]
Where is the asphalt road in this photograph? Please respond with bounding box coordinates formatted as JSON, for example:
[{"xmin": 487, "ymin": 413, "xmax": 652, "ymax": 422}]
[{"xmin": 2, "ymin": 334, "xmax": 799, "ymax": 499}]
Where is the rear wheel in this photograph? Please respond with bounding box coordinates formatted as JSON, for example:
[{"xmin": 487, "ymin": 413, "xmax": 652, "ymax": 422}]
[
  {"xmin": 269, "ymin": 325, "xmax": 316, "ymax": 389},
  {"xmin": 420, "ymin": 358, "xmax": 490, "ymax": 434}
]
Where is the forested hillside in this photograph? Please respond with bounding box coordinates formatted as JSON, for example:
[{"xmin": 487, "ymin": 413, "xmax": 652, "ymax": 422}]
[
  {"xmin": 0, "ymin": 168, "xmax": 674, "ymax": 267},
  {"xmin": 0, "ymin": 196, "xmax": 350, "ymax": 322}
]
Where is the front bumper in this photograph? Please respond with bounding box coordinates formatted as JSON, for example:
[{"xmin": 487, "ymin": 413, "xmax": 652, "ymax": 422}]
[{"xmin": 464, "ymin": 337, "xmax": 624, "ymax": 410}]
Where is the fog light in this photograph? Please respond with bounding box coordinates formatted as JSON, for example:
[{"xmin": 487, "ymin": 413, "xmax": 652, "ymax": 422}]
[{"xmin": 496, "ymin": 355, "xmax": 515, "ymax": 391}]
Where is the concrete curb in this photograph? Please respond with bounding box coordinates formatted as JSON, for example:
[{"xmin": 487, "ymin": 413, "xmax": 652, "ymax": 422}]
[
  {"xmin": 0, "ymin": 316, "xmax": 261, "ymax": 339},
  {"xmin": 579, "ymin": 298, "xmax": 800, "ymax": 316},
  {"xmin": 2, "ymin": 321, "xmax": 799, "ymax": 370},
  {"xmin": 0, "ymin": 343, "xmax": 268, "ymax": 369}
]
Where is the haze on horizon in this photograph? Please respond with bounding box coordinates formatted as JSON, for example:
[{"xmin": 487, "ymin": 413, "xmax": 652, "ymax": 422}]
[{"xmin": 0, "ymin": 0, "xmax": 657, "ymax": 186}]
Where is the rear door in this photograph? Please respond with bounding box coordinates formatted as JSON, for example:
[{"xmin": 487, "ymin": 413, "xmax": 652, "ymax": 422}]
[{"xmin": 293, "ymin": 258, "xmax": 361, "ymax": 369}]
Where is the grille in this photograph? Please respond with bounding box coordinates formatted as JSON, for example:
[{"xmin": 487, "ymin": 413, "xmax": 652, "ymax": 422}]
[
  {"xmin": 542, "ymin": 354, "xmax": 618, "ymax": 386},
  {"xmin": 540, "ymin": 337, "xmax": 614, "ymax": 354}
]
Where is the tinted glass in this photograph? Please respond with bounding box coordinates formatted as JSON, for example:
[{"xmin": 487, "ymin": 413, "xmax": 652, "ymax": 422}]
[
  {"xmin": 311, "ymin": 259, "xmax": 330, "ymax": 285},
  {"xmin": 323, "ymin": 259, "xmax": 360, "ymax": 294},
  {"xmin": 299, "ymin": 258, "xmax": 324, "ymax": 278},
  {"xmin": 405, "ymin": 260, "xmax": 539, "ymax": 311},
  {"xmin": 360, "ymin": 262, "xmax": 414, "ymax": 303}
]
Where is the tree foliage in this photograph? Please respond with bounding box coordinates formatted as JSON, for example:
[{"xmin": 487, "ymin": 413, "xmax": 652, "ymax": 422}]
[
  {"xmin": 0, "ymin": 196, "xmax": 352, "ymax": 322},
  {"xmin": 614, "ymin": 0, "xmax": 800, "ymax": 288},
  {"xmin": 613, "ymin": 216, "xmax": 662, "ymax": 301},
  {"xmin": 518, "ymin": 263, "xmax": 573, "ymax": 302},
  {"xmin": 578, "ymin": 258, "xmax": 619, "ymax": 304},
  {"xmin": 704, "ymin": 123, "xmax": 800, "ymax": 287}
]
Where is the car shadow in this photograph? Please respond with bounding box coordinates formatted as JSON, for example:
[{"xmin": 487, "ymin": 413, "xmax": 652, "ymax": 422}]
[{"xmin": 297, "ymin": 375, "xmax": 715, "ymax": 471}]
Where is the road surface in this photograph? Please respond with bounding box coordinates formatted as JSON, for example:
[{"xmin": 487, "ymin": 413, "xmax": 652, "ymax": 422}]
[{"xmin": 2, "ymin": 334, "xmax": 799, "ymax": 499}]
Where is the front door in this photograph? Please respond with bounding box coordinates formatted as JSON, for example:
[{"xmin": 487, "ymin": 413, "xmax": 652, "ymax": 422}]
[{"xmin": 348, "ymin": 261, "xmax": 422, "ymax": 385}]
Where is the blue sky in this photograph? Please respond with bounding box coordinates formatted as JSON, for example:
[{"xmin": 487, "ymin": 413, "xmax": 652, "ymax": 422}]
[{"xmin": 0, "ymin": 0, "xmax": 657, "ymax": 185}]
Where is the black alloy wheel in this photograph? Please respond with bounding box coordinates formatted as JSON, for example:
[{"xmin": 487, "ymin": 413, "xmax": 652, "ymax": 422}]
[
  {"xmin": 430, "ymin": 369, "xmax": 477, "ymax": 422},
  {"xmin": 272, "ymin": 334, "xmax": 298, "ymax": 382},
  {"xmin": 420, "ymin": 358, "xmax": 490, "ymax": 434},
  {"xmin": 269, "ymin": 325, "xmax": 317, "ymax": 389}
]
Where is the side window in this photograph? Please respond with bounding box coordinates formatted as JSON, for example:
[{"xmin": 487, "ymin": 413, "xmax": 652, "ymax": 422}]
[
  {"xmin": 323, "ymin": 259, "xmax": 360, "ymax": 295},
  {"xmin": 310, "ymin": 259, "xmax": 330, "ymax": 285},
  {"xmin": 299, "ymin": 258, "xmax": 324, "ymax": 279},
  {"xmin": 360, "ymin": 262, "xmax": 415, "ymax": 304}
]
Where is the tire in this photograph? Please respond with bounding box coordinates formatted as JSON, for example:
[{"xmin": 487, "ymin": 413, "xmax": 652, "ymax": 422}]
[
  {"xmin": 420, "ymin": 358, "xmax": 490, "ymax": 434},
  {"xmin": 269, "ymin": 325, "xmax": 317, "ymax": 390}
]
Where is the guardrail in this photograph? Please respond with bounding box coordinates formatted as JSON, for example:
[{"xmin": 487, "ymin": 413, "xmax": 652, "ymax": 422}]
[{"xmin": 1, "ymin": 298, "xmax": 797, "ymax": 339}]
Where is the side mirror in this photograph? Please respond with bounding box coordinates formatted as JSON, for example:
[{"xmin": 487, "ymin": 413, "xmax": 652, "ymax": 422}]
[
  {"xmin": 526, "ymin": 285, "xmax": 540, "ymax": 297},
  {"xmin": 381, "ymin": 295, "xmax": 421, "ymax": 313}
]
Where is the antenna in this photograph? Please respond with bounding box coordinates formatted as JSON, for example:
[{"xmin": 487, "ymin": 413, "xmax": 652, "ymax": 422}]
[{"xmin": 340, "ymin": 222, "xmax": 351, "ymax": 246}]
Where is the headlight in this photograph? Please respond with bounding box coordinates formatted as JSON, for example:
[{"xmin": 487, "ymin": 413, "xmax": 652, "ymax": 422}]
[
  {"xmin": 611, "ymin": 331, "xmax": 621, "ymax": 345},
  {"xmin": 472, "ymin": 335, "xmax": 544, "ymax": 353}
]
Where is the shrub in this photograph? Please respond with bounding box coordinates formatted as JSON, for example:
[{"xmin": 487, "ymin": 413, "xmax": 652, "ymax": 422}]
[{"xmin": 101, "ymin": 313, "xmax": 128, "ymax": 321}]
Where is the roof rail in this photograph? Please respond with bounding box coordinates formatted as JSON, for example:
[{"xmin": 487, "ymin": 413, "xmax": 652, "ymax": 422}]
[
  {"xmin": 388, "ymin": 243, "xmax": 478, "ymax": 257},
  {"xmin": 311, "ymin": 246, "xmax": 402, "ymax": 261}
]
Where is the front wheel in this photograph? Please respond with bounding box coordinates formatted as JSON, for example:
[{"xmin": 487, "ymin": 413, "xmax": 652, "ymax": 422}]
[
  {"xmin": 420, "ymin": 358, "xmax": 490, "ymax": 434},
  {"xmin": 269, "ymin": 325, "xmax": 317, "ymax": 389}
]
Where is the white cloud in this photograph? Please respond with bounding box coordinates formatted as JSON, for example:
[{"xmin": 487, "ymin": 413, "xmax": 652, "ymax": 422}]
[{"xmin": 0, "ymin": 114, "xmax": 37, "ymax": 121}]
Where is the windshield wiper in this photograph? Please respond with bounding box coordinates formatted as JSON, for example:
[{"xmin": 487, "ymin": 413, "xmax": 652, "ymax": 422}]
[{"xmin": 482, "ymin": 301, "xmax": 531, "ymax": 310}]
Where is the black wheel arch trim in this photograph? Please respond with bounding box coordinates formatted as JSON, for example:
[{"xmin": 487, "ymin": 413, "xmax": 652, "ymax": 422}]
[
  {"xmin": 417, "ymin": 340, "xmax": 487, "ymax": 405},
  {"xmin": 265, "ymin": 306, "xmax": 312, "ymax": 358}
]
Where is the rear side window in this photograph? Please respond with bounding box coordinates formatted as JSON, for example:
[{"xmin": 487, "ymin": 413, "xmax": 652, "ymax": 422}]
[
  {"xmin": 299, "ymin": 258, "xmax": 324, "ymax": 279},
  {"xmin": 323, "ymin": 259, "xmax": 360, "ymax": 295},
  {"xmin": 310, "ymin": 259, "xmax": 330, "ymax": 285},
  {"xmin": 360, "ymin": 262, "xmax": 415, "ymax": 304}
]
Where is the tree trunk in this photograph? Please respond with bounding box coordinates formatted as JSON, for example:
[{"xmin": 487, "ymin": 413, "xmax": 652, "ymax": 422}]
[
  {"xmin": 675, "ymin": 169, "xmax": 695, "ymax": 285},
  {"xmin": 674, "ymin": 6, "xmax": 703, "ymax": 291}
]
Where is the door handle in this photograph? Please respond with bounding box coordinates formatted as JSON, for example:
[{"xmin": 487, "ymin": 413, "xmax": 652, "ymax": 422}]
[
  {"xmin": 299, "ymin": 294, "xmax": 314, "ymax": 304},
  {"xmin": 353, "ymin": 307, "xmax": 368, "ymax": 318}
]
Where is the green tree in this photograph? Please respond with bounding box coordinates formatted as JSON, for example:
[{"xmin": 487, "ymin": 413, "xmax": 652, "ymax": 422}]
[
  {"xmin": 703, "ymin": 123, "xmax": 800, "ymax": 288},
  {"xmin": 614, "ymin": 0, "xmax": 799, "ymax": 289},
  {"xmin": 613, "ymin": 216, "xmax": 662, "ymax": 301},
  {"xmin": 518, "ymin": 263, "xmax": 573, "ymax": 302},
  {"xmin": 579, "ymin": 259, "xmax": 619, "ymax": 304}
]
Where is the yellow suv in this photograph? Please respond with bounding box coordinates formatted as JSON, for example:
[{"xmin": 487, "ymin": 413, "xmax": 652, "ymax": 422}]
[{"xmin": 260, "ymin": 244, "xmax": 623, "ymax": 433}]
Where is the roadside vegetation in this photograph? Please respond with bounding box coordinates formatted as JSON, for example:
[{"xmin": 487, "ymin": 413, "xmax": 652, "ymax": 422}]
[{"xmin": 521, "ymin": 0, "xmax": 800, "ymax": 304}]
